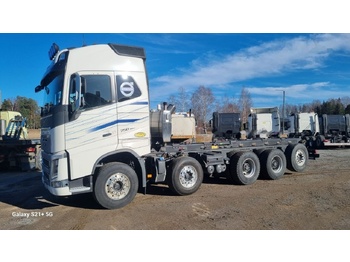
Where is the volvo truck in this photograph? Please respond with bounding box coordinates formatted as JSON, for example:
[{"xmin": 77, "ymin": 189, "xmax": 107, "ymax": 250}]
[{"xmin": 35, "ymin": 43, "xmax": 318, "ymax": 209}]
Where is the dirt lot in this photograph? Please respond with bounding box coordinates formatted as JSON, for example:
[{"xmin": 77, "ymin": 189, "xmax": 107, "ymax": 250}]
[{"xmin": 0, "ymin": 148, "xmax": 349, "ymax": 230}]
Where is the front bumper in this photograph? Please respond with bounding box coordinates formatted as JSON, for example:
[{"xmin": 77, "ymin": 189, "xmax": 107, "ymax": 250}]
[
  {"xmin": 41, "ymin": 150, "xmax": 72, "ymax": 196},
  {"xmin": 41, "ymin": 150, "xmax": 93, "ymax": 196}
]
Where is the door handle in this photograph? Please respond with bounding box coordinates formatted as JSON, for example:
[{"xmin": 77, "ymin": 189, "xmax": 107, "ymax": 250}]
[{"xmin": 103, "ymin": 133, "xmax": 112, "ymax": 137}]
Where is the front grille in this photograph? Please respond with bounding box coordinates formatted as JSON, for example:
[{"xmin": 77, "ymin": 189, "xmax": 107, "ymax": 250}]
[
  {"xmin": 42, "ymin": 156, "xmax": 51, "ymax": 182},
  {"xmin": 43, "ymin": 158, "xmax": 50, "ymax": 170},
  {"xmin": 43, "ymin": 170, "xmax": 50, "ymax": 185}
]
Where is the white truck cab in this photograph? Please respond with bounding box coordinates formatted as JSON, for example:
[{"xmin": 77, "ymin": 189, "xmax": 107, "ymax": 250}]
[
  {"xmin": 288, "ymin": 112, "xmax": 320, "ymax": 136},
  {"xmin": 248, "ymin": 107, "xmax": 280, "ymax": 138},
  {"xmin": 36, "ymin": 43, "xmax": 151, "ymax": 200}
]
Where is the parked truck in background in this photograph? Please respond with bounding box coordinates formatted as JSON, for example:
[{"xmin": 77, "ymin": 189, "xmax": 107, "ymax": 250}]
[
  {"xmin": 34, "ymin": 43, "xmax": 318, "ymax": 209},
  {"xmin": 288, "ymin": 112, "xmax": 320, "ymax": 138},
  {"xmin": 319, "ymin": 114, "xmax": 350, "ymax": 147},
  {"xmin": 247, "ymin": 107, "xmax": 281, "ymax": 138},
  {"xmin": 287, "ymin": 112, "xmax": 324, "ymax": 149},
  {"xmin": 211, "ymin": 112, "xmax": 241, "ymax": 139},
  {"xmin": 0, "ymin": 110, "xmax": 41, "ymax": 171},
  {"xmin": 1, "ymin": 111, "xmax": 28, "ymax": 139},
  {"xmin": 287, "ymin": 112, "xmax": 350, "ymax": 148},
  {"xmin": 245, "ymin": 108, "xmax": 350, "ymax": 148}
]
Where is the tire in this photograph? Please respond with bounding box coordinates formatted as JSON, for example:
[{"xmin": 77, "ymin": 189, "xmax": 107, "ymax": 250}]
[
  {"xmin": 228, "ymin": 151, "xmax": 260, "ymax": 185},
  {"xmin": 285, "ymin": 143, "xmax": 308, "ymax": 172},
  {"xmin": 259, "ymin": 149, "xmax": 286, "ymax": 180},
  {"xmin": 315, "ymin": 135, "xmax": 324, "ymax": 149},
  {"xmin": 93, "ymin": 162, "xmax": 139, "ymax": 209},
  {"xmin": 168, "ymin": 157, "xmax": 203, "ymax": 196},
  {"xmin": 253, "ymin": 149, "xmax": 265, "ymax": 156}
]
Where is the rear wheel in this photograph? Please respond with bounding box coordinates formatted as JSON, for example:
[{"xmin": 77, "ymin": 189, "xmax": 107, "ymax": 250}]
[
  {"xmin": 228, "ymin": 151, "xmax": 260, "ymax": 185},
  {"xmin": 168, "ymin": 157, "xmax": 203, "ymax": 195},
  {"xmin": 285, "ymin": 143, "xmax": 308, "ymax": 172},
  {"xmin": 259, "ymin": 149, "xmax": 286, "ymax": 180},
  {"xmin": 93, "ymin": 162, "xmax": 139, "ymax": 209}
]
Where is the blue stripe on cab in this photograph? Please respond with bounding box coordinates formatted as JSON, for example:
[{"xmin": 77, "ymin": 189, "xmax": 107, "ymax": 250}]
[
  {"xmin": 131, "ymin": 101, "xmax": 148, "ymax": 105},
  {"xmin": 89, "ymin": 119, "xmax": 139, "ymax": 132}
]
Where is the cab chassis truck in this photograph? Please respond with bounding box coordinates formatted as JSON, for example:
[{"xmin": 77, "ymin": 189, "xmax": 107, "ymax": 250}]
[
  {"xmin": 35, "ymin": 43, "xmax": 319, "ymax": 209},
  {"xmin": 288, "ymin": 113, "xmax": 350, "ymax": 148},
  {"xmin": 319, "ymin": 114, "xmax": 350, "ymax": 147},
  {"xmin": 0, "ymin": 114, "xmax": 41, "ymax": 171}
]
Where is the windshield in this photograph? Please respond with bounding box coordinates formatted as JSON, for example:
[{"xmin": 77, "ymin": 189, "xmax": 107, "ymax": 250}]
[{"xmin": 42, "ymin": 73, "xmax": 64, "ymax": 115}]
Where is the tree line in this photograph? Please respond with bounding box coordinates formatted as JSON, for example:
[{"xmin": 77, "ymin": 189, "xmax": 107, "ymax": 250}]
[{"xmin": 282, "ymin": 97, "xmax": 350, "ymax": 117}]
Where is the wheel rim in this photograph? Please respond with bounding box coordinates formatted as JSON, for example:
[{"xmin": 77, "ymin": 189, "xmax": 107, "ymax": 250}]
[
  {"xmin": 242, "ymin": 158, "xmax": 256, "ymax": 178},
  {"xmin": 105, "ymin": 173, "xmax": 131, "ymax": 200},
  {"xmin": 179, "ymin": 165, "xmax": 198, "ymax": 188},
  {"xmin": 295, "ymin": 149, "xmax": 306, "ymax": 167},
  {"xmin": 271, "ymin": 155, "xmax": 283, "ymax": 173}
]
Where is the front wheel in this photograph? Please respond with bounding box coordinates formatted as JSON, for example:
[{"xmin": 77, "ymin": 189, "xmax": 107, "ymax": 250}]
[
  {"xmin": 168, "ymin": 157, "xmax": 203, "ymax": 196},
  {"xmin": 93, "ymin": 162, "xmax": 139, "ymax": 209}
]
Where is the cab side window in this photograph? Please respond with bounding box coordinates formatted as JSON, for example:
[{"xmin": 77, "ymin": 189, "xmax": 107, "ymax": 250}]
[
  {"xmin": 116, "ymin": 75, "xmax": 141, "ymax": 102},
  {"xmin": 82, "ymin": 75, "xmax": 112, "ymax": 109}
]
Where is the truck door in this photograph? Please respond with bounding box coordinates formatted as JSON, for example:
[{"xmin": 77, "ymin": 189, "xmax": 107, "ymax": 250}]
[{"xmin": 65, "ymin": 72, "xmax": 118, "ymax": 180}]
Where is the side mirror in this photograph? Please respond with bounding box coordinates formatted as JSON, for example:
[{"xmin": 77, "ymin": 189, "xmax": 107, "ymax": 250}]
[
  {"xmin": 35, "ymin": 85, "xmax": 44, "ymax": 93},
  {"xmin": 69, "ymin": 73, "xmax": 83, "ymax": 120}
]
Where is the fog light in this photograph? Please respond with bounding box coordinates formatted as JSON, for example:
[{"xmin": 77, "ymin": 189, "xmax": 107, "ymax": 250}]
[{"xmin": 51, "ymin": 180, "xmax": 68, "ymax": 188}]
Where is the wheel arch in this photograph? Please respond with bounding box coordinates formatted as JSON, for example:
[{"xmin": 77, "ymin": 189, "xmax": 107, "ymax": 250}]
[{"xmin": 92, "ymin": 149, "xmax": 146, "ymax": 188}]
